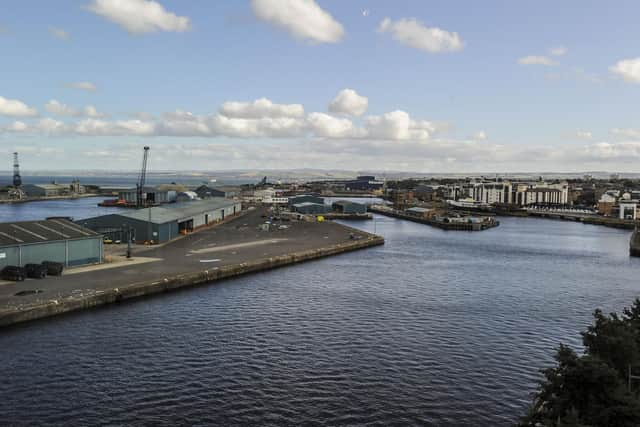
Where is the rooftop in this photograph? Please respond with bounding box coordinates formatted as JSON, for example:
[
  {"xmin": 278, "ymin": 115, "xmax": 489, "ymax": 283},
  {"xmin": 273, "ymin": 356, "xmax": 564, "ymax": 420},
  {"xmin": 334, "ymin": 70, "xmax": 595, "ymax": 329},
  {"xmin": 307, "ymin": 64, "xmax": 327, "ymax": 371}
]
[
  {"xmin": 0, "ymin": 219, "xmax": 99, "ymax": 246},
  {"xmin": 115, "ymin": 199, "xmax": 239, "ymax": 225}
]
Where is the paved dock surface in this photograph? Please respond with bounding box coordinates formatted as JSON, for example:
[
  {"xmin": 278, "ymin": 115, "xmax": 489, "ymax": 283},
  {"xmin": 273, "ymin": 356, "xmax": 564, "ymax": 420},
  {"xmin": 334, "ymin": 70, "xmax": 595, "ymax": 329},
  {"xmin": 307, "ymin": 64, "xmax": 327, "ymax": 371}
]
[{"xmin": 0, "ymin": 208, "xmax": 371, "ymax": 312}]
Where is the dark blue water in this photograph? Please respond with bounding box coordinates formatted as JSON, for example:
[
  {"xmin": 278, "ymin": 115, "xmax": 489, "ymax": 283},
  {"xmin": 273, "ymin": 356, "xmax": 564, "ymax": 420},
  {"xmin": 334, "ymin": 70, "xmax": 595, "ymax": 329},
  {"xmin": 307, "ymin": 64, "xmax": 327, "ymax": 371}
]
[
  {"xmin": 0, "ymin": 201, "xmax": 638, "ymax": 426},
  {"xmin": 0, "ymin": 196, "xmax": 126, "ymax": 222}
]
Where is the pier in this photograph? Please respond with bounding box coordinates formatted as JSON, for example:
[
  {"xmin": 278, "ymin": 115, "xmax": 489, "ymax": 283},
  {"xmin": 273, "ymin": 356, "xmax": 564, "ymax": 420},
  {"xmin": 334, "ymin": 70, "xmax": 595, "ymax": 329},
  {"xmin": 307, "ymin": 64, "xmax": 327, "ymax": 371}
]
[
  {"xmin": 0, "ymin": 208, "xmax": 383, "ymax": 327},
  {"xmin": 369, "ymin": 206, "xmax": 499, "ymax": 231}
]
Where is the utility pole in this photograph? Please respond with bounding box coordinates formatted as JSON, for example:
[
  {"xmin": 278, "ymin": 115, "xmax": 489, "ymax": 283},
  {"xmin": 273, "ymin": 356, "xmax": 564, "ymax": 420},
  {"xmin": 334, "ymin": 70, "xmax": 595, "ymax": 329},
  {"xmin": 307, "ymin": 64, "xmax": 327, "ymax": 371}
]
[{"xmin": 628, "ymin": 365, "xmax": 640, "ymax": 392}]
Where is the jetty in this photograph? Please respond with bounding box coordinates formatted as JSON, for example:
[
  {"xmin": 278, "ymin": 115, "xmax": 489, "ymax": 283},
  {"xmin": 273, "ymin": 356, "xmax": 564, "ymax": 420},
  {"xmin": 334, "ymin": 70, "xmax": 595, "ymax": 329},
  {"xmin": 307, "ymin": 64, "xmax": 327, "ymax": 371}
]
[
  {"xmin": 369, "ymin": 206, "xmax": 499, "ymax": 231},
  {"xmin": 0, "ymin": 208, "xmax": 383, "ymax": 327}
]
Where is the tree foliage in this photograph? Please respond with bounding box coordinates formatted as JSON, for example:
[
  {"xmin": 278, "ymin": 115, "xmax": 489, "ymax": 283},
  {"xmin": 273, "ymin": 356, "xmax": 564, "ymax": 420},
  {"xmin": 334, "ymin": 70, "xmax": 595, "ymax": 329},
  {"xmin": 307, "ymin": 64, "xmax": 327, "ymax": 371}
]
[{"xmin": 519, "ymin": 298, "xmax": 640, "ymax": 426}]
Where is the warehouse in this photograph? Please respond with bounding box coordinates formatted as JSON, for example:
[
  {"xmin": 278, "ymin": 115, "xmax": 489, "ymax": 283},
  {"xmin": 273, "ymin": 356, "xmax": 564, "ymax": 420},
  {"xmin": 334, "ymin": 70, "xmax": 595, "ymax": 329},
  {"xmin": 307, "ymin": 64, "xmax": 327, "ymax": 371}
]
[
  {"xmin": 0, "ymin": 219, "xmax": 103, "ymax": 269},
  {"xmin": 291, "ymin": 202, "xmax": 331, "ymax": 215},
  {"xmin": 80, "ymin": 199, "xmax": 242, "ymax": 243},
  {"xmin": 288, "ymin": 194, "xmax": 324, "ymax": 207},
  {"xmin": 332, "ymin": 200, "xmax": 367, "ymax": 214},
  {"xmin": 22, "ymin": 183, "xmax": 69, "ymax": 197}
]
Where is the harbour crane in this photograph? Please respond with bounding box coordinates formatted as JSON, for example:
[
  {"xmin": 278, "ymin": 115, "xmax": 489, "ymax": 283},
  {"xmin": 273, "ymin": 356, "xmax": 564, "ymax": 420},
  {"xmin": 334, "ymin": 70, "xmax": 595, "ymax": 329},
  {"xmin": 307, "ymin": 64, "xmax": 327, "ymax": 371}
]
[
  {"xmin": 136, "ymin": 146, "xmax": 150, "ymax": 208},
  {"xmin": 8, "ymin": 152, "xmax": 24, "ymax": 200}
]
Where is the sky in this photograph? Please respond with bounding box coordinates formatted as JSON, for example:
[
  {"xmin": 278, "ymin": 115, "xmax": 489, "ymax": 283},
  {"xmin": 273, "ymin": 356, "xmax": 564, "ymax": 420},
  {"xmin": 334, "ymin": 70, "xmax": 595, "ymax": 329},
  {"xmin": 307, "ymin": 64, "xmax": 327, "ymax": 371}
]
[{"xmin": 1, "ymin": 0, "xmax": 640, "ymax": 173}]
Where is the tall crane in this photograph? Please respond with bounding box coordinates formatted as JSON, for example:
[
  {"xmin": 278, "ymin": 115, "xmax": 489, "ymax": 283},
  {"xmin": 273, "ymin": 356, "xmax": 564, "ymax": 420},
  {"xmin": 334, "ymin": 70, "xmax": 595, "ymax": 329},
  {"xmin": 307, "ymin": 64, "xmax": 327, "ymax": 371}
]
[
  {"xmin": 136, "ymin": 146, "xmax": 150, "ymax": 208},
  {"xmin": 13, "ymin": 152, "xmax": 22, "ymax": 188},
  {"xmin": 8, "ymin": 152, "xmax": 24, "ymax": 200}
]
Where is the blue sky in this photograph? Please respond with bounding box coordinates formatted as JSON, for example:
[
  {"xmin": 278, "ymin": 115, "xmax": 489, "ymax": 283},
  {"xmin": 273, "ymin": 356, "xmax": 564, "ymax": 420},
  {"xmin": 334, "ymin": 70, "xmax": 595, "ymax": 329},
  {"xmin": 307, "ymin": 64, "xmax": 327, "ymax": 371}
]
[{"xmin": 1, "ymin": 0, "xmax": 640, "ymax": 172}]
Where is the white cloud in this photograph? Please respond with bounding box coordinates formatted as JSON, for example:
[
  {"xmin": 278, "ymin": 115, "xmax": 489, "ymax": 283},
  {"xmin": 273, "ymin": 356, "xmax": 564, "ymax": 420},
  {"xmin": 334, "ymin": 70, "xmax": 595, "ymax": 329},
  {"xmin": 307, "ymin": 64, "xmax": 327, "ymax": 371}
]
[
  {"xmin": 49, "ymin": 27, "xmax": 70, "ymax": 40},
  {"xmin": 549, "ymin": 46, "xmax": 567, "ymax": 56},
  {"xmin": 472, "ymin": 131, "xmax": 487, "ymax": 141},
  {"xmin": 578, "ymin": 142, "xmax": 640, "ymax": 161},
  {"xmin": 45, "ymin": 99, "xmax": 104, "ymax": 117},
  {"xmin": 66, "ymin": 81, "xmax": 97, "ymax": 91},
  {"xmin": 86, "ymin": 0, "xmax": 190, "ymax": 34},
  {"xmin": 517, "ymin": 55, "xmax": 556, "ymax": 66},
  {"xmin": 251, "ymin": 0, "xmax": 344, "ymax": 44},
  {"xmin": 364, "ymin": 110, "xmax": 436, "ymax": 140},
  {"xmin": 329, "ymin": 89, "xmax": 368, "ymax": 116},
  {"xmin": 0, "ymin": 96, "xmax": 38, "ymax": 117},
  {"xmin": 45, "ymin": 99, "xmax": 77, "ymax": 116},
  {"xmin": 610, "ymin": 58, "xmax": 640, "ymax": 83},
  {"xmin": 575, "ymin": 130, "xmax": 592, "ymax": 140},
  {"xmin": 307, "ymin": 112, "xmax": 363, "ymax": 138},
  {"xmin": 219, "ymin": 98, "xmax": 304, "ymax": 119},
  {"xmin": 611, "ymin": 128, "xmax": 640, "ymax": 139},
  {"xmin": 377, "ymin": 17, "xmax": 463, "ymax": 53},
  {"xmin": 4, "ymin": 121, "xmax": 28, "ymax": 132}
]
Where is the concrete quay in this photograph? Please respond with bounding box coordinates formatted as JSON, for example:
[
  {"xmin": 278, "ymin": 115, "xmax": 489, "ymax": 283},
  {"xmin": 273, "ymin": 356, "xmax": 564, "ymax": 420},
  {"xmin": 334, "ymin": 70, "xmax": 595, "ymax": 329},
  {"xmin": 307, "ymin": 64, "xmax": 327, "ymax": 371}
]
[
  {"xmin": 369, "ymin": 206, "xmax": 499, "ymax": 231},
  {"xmin": 0, "ymin": 208, "xmax": 383, "ymax": 328}
]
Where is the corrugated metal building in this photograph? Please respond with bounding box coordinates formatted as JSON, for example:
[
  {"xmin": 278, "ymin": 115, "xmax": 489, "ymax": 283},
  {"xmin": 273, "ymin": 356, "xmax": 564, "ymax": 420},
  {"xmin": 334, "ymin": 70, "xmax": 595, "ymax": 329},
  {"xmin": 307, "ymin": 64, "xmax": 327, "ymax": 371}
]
[
  {"xmin": 0, "ymin": 219, "xmax": 103, "ymax": 269},
  {"xmin": 80, "ymin": 199, "xmax": 242, "ymax": 243},
  {"xmin": 332, "ymin": 200, "xmax": 367, "ymax": 214},
  {"xmin": 288, "ymin": 194, "xmax": 324, "ymax": 207},
  {"xmin": 291, "ymin": 202, "xmax": 331, "ymax": 215},
  {"xmin": 22, "ymin": 183, "xmax": 69, "ymax": 197}
]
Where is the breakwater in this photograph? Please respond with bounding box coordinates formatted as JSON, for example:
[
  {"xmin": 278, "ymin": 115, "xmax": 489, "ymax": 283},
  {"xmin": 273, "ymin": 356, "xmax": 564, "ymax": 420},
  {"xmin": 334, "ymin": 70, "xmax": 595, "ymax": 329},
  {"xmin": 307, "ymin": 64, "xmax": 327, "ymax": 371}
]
[
  {"xmin": 369, "ymin": 206, "xmax": 499, "ymax": 231},
  {"xmin": 0, "ymin": 232, "xmax": 383, "ymax": 328}
]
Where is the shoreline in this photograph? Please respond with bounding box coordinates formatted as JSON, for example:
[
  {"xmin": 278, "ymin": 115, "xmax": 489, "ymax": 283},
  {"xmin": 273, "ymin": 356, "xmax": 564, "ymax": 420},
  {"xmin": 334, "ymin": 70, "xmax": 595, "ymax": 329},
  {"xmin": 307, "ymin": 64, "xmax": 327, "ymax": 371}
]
[{"xmin": 0, "ymin": 214, "xmax": 384, "ymax": 328}]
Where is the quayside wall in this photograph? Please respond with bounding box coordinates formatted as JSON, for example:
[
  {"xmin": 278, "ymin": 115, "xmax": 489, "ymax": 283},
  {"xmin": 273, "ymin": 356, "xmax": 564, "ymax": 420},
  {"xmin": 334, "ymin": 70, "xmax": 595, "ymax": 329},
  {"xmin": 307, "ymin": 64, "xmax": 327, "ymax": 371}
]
[{"xmin": 0, "ymin": 235, "xmax": 384, "ymax": 328}]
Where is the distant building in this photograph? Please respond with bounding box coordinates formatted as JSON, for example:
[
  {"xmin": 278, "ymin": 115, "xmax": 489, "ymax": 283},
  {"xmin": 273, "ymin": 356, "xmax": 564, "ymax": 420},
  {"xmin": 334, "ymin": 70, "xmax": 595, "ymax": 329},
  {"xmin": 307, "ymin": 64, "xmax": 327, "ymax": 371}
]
[
  {"xmin": 332, "ymin": 200, "xmax": 367, "ymax": 214},
  {"xmin": 118, "ymin": 186, "xmax": 177, "ymax": 205},
  {"xmin": 194, "ymin": 185, "xmax": 240, "ymax": 199},
  {"xmin": 80, "ymin": 199, "xmax": 242, "ymax": 243},
  {"xmin": 175, "ymin": 191, "xmax": 199, "ymax": 202},
  {"xmin": 405, "ymin": 206, "xmax": 435, "ymax": 219},
  {"xmin": 291, "ymin": 202, "xmax": 330, "ymax": 215},
  {"xmin": 288, "ymin": 194, "xmax": 324, "ymax": 207},
  {"xmin": 619, "ymin": 200, "xmax": 638, "ymax": 220},
  {"xmin": 22, "ymin": 183, "xmax": 69, "ymax": 198},
  {"xmin": 344, "ymin": 176, "xmax": 384, "ymax": 191}
]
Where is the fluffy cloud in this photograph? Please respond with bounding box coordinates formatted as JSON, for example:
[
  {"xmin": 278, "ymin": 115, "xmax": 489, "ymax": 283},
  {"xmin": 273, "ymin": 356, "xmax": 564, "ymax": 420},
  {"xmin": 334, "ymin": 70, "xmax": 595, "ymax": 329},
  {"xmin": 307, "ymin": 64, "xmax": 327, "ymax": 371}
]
[
  {"xmin": 472, "ymin": 131, "xmax": 487, "ymax": 141},
  {"xmin": 378, "ymin": 17, "xmax": 463, "ymax": 53},
  {"xmin": 578, "ymin": 142, "xmax": 640, "ymax": 161},
  {"xmin": 517, "ymin": 55, "xmax": 556, "ymax": 66},
  {"xmin": 611, "ymin": 128, "xmax": 640, "ymax": 139},
  {"xmin": 575, "ymin": 130, "xmax": 592, "ymax": 140},
  {"xmin": 364, "ymin": 110, "xmax": 437, "ymax": 140},
  {"xmin": 86, "ymin": 0, "xmax": 190, "ymax": 34},
  {"xmin": 329, "ymin": 89, "xmax": 368, "ymax": 116},
  {"xmin": 307, "ymin": 112, "xmax": 364, "ymax": 138},
  {"xmin": 610, "ymin": 58, "xmax": 640, "ymax": 83},
  {"xmin": 549, "ymin": 46, "xmax": 567, "ymax": 56},
  {"xmin": 66, "ymin": 81, "xmax": 97, "ymax": 91},
  {"xmin": 49, "ymin": 27, "xmax": 70, "ymax": 40},
  {"xmin": 45, "ymin": 99, "xmax": 104, "ymax": 117},
  {"xmin": 219, "ymin": 98, "xmax": 304, "ymax": 119},
  {"xmin": 251, "ymin": 0, "xmax": 344, "ymax": 44},
  {"xmin": 0, "ymin": 96, "xmax": 37, "ymax": 117}
]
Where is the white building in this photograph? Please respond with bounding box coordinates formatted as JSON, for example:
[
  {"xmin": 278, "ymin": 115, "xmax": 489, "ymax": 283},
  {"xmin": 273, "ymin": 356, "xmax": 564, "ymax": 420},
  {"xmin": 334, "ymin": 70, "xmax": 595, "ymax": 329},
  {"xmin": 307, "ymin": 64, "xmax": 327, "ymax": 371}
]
[{"xmin": 619, "ymin": 200, "xmax": 638, "ymax": 220}]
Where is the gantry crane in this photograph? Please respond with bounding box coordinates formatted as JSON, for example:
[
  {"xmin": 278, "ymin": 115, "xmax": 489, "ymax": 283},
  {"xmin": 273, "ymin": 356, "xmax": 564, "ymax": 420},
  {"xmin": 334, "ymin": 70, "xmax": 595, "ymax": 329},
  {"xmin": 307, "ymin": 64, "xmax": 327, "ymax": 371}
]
[
  {"xmin": 8, "ymin": 152, "xmax": 25, "ymax": 200},
  {"xmin": 136, "ymin": 146, "xmax": 150, "ymax": 208}
]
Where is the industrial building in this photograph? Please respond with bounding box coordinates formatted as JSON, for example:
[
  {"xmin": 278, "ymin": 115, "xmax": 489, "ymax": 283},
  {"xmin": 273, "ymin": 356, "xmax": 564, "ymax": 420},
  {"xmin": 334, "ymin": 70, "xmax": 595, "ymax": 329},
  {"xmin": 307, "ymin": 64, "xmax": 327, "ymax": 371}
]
[
  {"xmin": 22, "ymin": 183, "xmax": 69, "ymax": 197},
  {"xmin": 118, "ymin": 186, "xmax": 177, "ymax": 205},
  {"xmin": 0, "ymin": 219, "xmax": 103, "ymax": 269},
  {"xmin": 195, "ymin": 185, "xmax": 242, "ymax": 199},
  {"xmin": 80, "ymin": 199, "xmax": 242, "ymax": 243},
  {"xmin": 332, "ymin": 200, "xmax": 367, "ymax": 214},
  {"xmin": 291, "ymin": 202, "xmax": 331, "ymax": 215},
  {"xmin": 288, "ymin": 194, "xmax": 324, "ymax": 207}
]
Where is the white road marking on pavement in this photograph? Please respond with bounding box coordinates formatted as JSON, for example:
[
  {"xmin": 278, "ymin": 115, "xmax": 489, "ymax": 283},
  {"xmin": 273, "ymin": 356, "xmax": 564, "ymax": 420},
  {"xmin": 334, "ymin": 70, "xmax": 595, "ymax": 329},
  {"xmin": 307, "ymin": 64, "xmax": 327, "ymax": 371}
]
[{"xmin": 199, "ymin": 259, "xmax": 221, "ymax": 263}]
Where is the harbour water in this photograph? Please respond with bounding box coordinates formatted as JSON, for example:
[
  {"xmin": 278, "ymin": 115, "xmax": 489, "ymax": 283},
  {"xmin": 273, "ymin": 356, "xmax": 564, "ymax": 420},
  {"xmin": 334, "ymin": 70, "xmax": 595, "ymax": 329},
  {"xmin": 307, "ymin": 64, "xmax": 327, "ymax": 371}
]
[{"xmin": 0, "ymin": 200, "xmax": 638, "ymax": 425}]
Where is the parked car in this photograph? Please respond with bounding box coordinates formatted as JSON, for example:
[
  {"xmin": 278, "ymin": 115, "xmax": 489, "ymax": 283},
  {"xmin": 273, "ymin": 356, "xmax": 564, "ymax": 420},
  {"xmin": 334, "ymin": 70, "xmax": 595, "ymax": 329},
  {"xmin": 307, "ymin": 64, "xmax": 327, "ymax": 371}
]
[{"xmin": 1, "ymin": 266, "xmax": 26, "ymax": 282}]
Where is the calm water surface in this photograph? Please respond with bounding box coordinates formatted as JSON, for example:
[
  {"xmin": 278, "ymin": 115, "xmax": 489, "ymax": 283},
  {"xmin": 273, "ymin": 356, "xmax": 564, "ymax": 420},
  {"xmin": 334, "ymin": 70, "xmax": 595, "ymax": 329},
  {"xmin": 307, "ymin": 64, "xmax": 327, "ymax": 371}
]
[{"xmin": 0, "ymin": 200, "xmax": 638, "ymax": 426}]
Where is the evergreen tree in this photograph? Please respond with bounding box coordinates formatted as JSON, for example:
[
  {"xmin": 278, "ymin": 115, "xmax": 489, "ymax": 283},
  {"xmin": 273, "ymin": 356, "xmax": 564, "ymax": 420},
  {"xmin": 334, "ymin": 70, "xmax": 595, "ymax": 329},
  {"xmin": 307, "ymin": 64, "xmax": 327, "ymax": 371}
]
[{"xmin": 519, "ymin": 299, "xmax": 640, "ymax": 426}]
